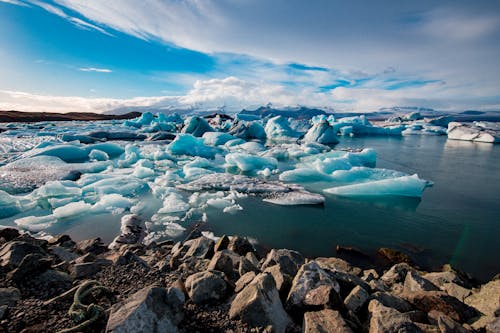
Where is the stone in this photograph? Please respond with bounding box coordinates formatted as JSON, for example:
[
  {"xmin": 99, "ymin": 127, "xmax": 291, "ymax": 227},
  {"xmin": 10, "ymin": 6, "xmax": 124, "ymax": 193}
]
[
  {"xmin": 423, "ymin": 271, "xmax": 466, "ymax": 288},
  {"xmin": 0, "ymin": 305, "xmax": 7, "ymax": 320},
  {"xmin": 261, "ymin": 249, "xmax": 305, "ymax": 276},
  {"xmin": 370, "ymin": 292, "xmax": 414, "ymax": 312},
  {"xmin": 286, "ymin": 261, "xmax": 341, "ymax": 315},
  {"xmin": 109, "ymin": 214, "xmax": 144, "ymax": 250},
  {"xmin": 71, "ymin": 262, "xmax": 101, "ymax": 278},
  {"xmin": 74, "ymin": 252, "xmax": 96, "ymax": 264},
  {"xmin": 229, "ymin": 272, "xmax": 292, "ymax": 333},
  {"xmin": 428, "ymin": 310, "xmax": 471, "ymax": 333},
  {"xmin": 207, "ymin": 250, "xmax": 235, "ymax": 277},
  {"xmin": 7, "ymin": 253, "xmax": 52, "ymax": 283},
  {"xmin": 228, "ymin": 236, "xmax": 254, "ymax": 256},
  {"xmin": 76, "ymin": 238, "xmax": 107, "ymax": 255},
  {"xmin": 363, "ymin": 269, "xmax": 379, "ymax": 282},
  {"xmin": 183, "ymin": 237, "xmax": 214, "ymax": 260},
  {"xmin": 486, "ymin": 317, "xmax": 500, "ymax": 333},
  {"xmin": 106, "ymin": 286, "xmax": 184, "ymax": 333},
  {"xmin": 235, "ymin": 271, "xmax": 256, "ymax": 293},
  {"xmin": 14, "ymin": 233, "xmax": 48, "ymax": 248},
  {"xmin": 404, "ymin": 271, "xmax": 440, "ymax": 292},
  {"xmin": 344, "ymin": 285, "xmax": 369, "ymax": 312},
  {"xmin": 33, "ymin": 269, "xmax": 73, "ymax": 289},
  {"xmin": 245, "ymin": 252, "xmax": 260, "ymax": 268},
  {"xmin": 50, "ymin": 246, "xmax": 78, "ymax": 262},
  {"xmin": 381, "ymin": 263, "xmax": 416, "ymax": 286},
  {"xmin": 401, "ymin": 291, "xmax": 479, "ymax": 323},
  {"xmin": 185, "ymin": 270, "xmax": 227, "ymax": 304},
  {"xmin": 0, "ymin": 241, "xmax": 46, "ymax": 269},
  {"xmin": 239, "ymin": 256, "xmax": 259, "ymax": 276},
  {"xmin": 0, "ymin": 287, "xmax": 21, "ymax": 307},
  {"xmin": 264, "ymin": 264, "xmax": 293, "ymax": 300},
  {"xmin": 315, "ymin": 257, "xmax": 362, "ymax": 276},
  {"xmin": 47, "ymin": 234, "xmax": 75, "ymax": 248},
  {"xmin": 303, "ymin": 309, "xmax": 354, "ymax": 333},
  {"xmin": 328, "ymin": 270, "xmax": 371, "ymax": 298},
  {"xmin": 465, "ymin": 279, "xmax": 500, "ymax": 330},
  {"xmin": 214, "ymin": 235, "xmax": 230, "ymax": 252},
  {"xmin": 441, "ymin": 282, "xmax": 471, "ymax": 301},
  {"xmin": 368, "ymin": 299, "xmax": 424, "ymax": 333},
  {"xmin": 0, "ymin": 228, "xmax": 20, "ymax": 242},
  {"xmin": 377, "ymin": 247, "xmax": 413, "ymax": 264}
]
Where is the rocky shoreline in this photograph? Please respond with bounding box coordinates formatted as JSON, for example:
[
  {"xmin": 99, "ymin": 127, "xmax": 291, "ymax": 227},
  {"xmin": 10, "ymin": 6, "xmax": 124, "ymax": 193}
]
[{"xmin": 0, "ymin": 222, "xmax": 498, "ymax": 333}]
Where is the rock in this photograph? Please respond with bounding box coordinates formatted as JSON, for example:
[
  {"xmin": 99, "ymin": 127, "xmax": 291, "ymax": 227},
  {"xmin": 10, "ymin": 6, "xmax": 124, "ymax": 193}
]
[
  {"xmin": 316, "ymin": 256, "xmax": 362, "ymax": 276},
  {"xmin": 76, "ymin": 238, "xmax": 107, "ymax": 255},
  {"xmin": 0, "ymin": 228, "xmax": 20, "ymax": 242},
  {"xmin": 0, "ymin": 287, "xmax": 21, "ymax": 306},
  {"xmin": 114, "ymin": 250, "xmax": 150, "ymax": 269},
  {"xmin": 261, "ymin": 248, "xmax": 305, "ymax": 276},
  {"xmin": 235, "ymin": 271, "xmax": 256, "ymax": 293},
  {"xmin": 207, "ymin": 250, "xmax": 235, "ymax": 277},
  {"xmin": 441, "ymin": 282, "xmax": 471, "ymax": 301},
  {"xmin": 229, "ymin": 272, "xmax": 292, "ymax": 333},
  {"xmin": 486, "ymin": 317, "xmax": 500, "ymax": 333},
  {"xmin": 286, "ymin": 261, "xmax": 341, "ymax": 315},
  {"xmin": 13, "ymin": 233, "xmax": 48, "ymax": 248},
  {"xmin": 404, "ymin": 271, "xmax": 440, "ymax": 292},
  {"xmin": 50, "ymin": 246, "xmax": 78, "ymax": 262},
  {"xmin": 214, "ymin": 235, "xmax": 230, "ymax": 252},
  {"xmin": 183, "ymin": 237, "xmax": 214, "ymax": 260},
  {"xmin": 370, "ymin": 292, "xmax": 414, "ymax": 312},
  {"xmin": 71, "ymin": 262, "xmax": 101, "ymax": 278},
  {"xmin": 401, "ymin": 291, "xmax": 479, "ymax": 323},
  {"xmin": 423, "ymin": 271, "xmax": 466, "ymax": 288},
  {"xmin": 328, "ymin": 270, "xmax": 371, "ymax": 298},
  {"xmin": 377, "ymin": 247, "xmax": 413, "ymax": 264},
  {"xmin": 8, "ymin": 253, "xmax": 52, "ymax": 283},
  {"xmin": 74, "ymin": 252, "xmax": 96, "ymax": 264},
  {"xmin": 228, "ymin": 236, "xmax": 254, "ymax": 256},
  {"xmin": 47, "ymin": 234, "xmax": 75, "ymax": 248},
  {"xmin": 245, "ymin": 252, "xmax": 260, "ymax": 268},
  {"xmin": 428, "ymin": 310, "xmax": 471, "ymax": 333},
  {"xmin": 106, "ymin": 286, "xmax": 184, "ymax": 333},
  {"xmin": 303, "ymin": 309, "xmax": 354, "ymax": 333},
  {"xmin": 33, "ymin": 269, "xmax": 73, "ymax": 289},
  {"xmin": 239, "ymin": 256, "xmax": 259, "ymax": 276},
  {"xmin": 368, "ymin": 299, "xmax": 424, "ymax": 333},
  {"xmin": 344, "ymin": 285, "xmax": 369, "ymax": 312},
  {"xmin": 109, "ymin": 214, "xmax": 144, "ymax": 249},
  {"xmin": 381, "ymin": 263, "xmax": 416, "ymax": 286},
  {"xmin": 362, "ymin": 269, "xmax": 379, "ymax": 282},
  {"xmin": 264, "ymin": 264, "xmax": 293, "ymax": 300},
  {"xmin": 0, "ymin": 305, "xmax": 7, "ymax": 320},
  {"xmin": 185, "ymin": 270, "xmax": 227, "ymax": 304},
  {"xmin": 465, "ymin": 279, "xmax": 500, "ymax": 330},
  {"xmin": 0, "ymin": 241, "xmax": 46, "ymax": 269}
]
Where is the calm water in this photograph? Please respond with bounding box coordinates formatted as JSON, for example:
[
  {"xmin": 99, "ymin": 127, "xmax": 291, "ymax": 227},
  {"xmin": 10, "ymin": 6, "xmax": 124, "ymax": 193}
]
[{"xmin": 206, "ymin": 136, "xmax": 500, "ymax": 281}]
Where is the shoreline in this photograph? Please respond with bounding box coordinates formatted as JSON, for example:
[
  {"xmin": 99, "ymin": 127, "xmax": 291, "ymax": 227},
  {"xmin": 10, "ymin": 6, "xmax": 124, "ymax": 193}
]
[{"xmin": 1, "ymin": 223, "xmax": 498, "ymax": 333}]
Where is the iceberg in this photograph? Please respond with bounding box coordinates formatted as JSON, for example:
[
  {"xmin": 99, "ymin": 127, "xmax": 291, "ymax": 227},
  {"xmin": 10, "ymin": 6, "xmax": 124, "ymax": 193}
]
[
  {"xmin": 228, "ymin": 121, "xmax": 266, "ymax": 140},
  {"xmin": 447, "ymin": 122, "xmax": 499, "ymax": 143},
  {"xmin": 324, "ymin": 174, "xmax": 427, "ymax": 197},
  {"xmin": 168, "ymin": 134, "xmax": 218, "ymax": 158},
  {"xmin": 225, "ymin": 153, "xmax": 278, "ymax": 172},
  {"xmin": 158, "ymin": 193, "xmax": 190, "ymax": 214},
  {"xmin": 303, "ymin": 118, "xmax": 339, "ymax": 145},
  {"xmin": 53, "ymin": 201, "xmax": 93, "ymax": 219},
  {"xmin": 265, "ymin": 116, "xmax": 300, "ymax": 141},
  {"xmin": 182, "ymin": 116, "xmax": 213, "ymax": 137},
  {"xmin": 202, "ymin": 132, "xmax": 236, "ymax": 146}
]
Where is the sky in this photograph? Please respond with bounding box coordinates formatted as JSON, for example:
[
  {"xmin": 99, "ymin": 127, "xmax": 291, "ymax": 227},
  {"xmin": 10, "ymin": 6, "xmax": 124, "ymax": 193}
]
[{"xmin": 0, "ymin": 0, "xmax": 499, "ymax": 113}]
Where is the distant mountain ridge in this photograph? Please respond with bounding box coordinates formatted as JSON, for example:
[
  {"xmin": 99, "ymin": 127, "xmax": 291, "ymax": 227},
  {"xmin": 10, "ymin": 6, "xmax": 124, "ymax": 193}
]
[
  {"xmin": 0, "ymin": 110, "xmax": 141, "ymax": 123},
  {"xmin": 240, "ymin": 106, "xmax": 328, "ymax": 119}
]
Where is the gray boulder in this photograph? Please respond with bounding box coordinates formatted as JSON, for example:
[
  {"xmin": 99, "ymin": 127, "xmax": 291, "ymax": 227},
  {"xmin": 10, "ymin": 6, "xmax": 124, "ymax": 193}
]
[
  {"xmin": 344, "ymin": 285, "xmax": 369, "ymax": 312},
  {"xmin": 368, "ymin": 299, "xmax": 424, "ymax": 333},
  {"xmin": 261, "ymin": 249, "xmax": 304, "ymax": 276},
  {"xmin": 303, "ymin": 309, "xmax": 353, "ymax": 333},
  {"xmin": 183, "ymin": 237, "xmax": 214, "ymax": 260},
  {"xmin": 404, "ymin": 271, "xmax": 440, "ymax": 292},
  {"xmin": 185, "ymin": 270, "xmax": 227, "ymax": 304},
  {"xmin": 370, "ymin": 292, "xmax": 414, "ymax": 312},
  {"xmin": 207, "ymin": 250, "xmax": 235, "ymax": 277},
  {"xmin": 0, "ymin": 287, "xmax": 21, "ymax": 307},
  {"xmin": 0, "ymin": 241, "xmax": 46, "ymax": 269},
  {"xmin": 316, "ymin": 257, "xmax": 362, "ymax": 276}
]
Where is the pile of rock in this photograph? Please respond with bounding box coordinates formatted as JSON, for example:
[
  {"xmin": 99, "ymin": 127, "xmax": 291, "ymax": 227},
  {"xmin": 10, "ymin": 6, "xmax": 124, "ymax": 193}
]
[{"xmin": 0, "ymin": 226, "xmax": 498, "ymax": 332}]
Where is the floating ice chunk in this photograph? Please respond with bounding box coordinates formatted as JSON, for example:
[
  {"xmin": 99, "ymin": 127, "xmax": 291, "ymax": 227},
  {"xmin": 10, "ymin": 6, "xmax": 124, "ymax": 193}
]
[
  {"xmin": 158, "ymin": 193, "xmax": 190, "ymax": 214},
  {"xmin": 34, "ymin": 181, "xmax": 82, "ymax": 199},
  {"xmin": 330, "ymin": 167, "xmax": 407, "ymax": 183},
  {"xmin": 133, "ymin": 165, "xmax": 155, "ymax": 178},
  {"xmin": 228, "ymin": 121, "xmax": 266, "ymax": 140},
  {"xmin": 257, "ymin": 168, "xmax": 272, "ymax": 178},
  {"xmin": 339, "ymin": 126, "xmax": 353, "ymax": 136},
  {"xmin": 279, "ymin": 168, "xmax": 332, "ymax": 183},
  {"xmin": 80, "ymin": 176, "xmax": 149, "ymax": 197},
  {"xmin": 447, "ymin": 122, "xmax": 499, "ymax": 143},
  {"xmin": 303, "ymin": 119, "xmax": 339, "ymax": 144},
  {"xmin": 0, "ymin": 190, "xmax": 22, "ymax": 218},
  {"xmin": 60, "ymin": 134, "xmax": 97, "ymax": 144},
  {"xmin": 265, "ymin": 116, "xmax": 300, "ymax": 140},
  {"xmin": 225, "ymin": 153, "xmax": 278, "ymax": 172},
  {"xmin": 14, "ymin": 215, "xmax": 57, "ymax": 232},
  {"xmin": 230, "ymin": 141, "xmax": 266, "ymax": 154},
  {"xmin": 92, "ymin": 194, "xmax": 133, "ymax": 214},
  {"xmin": 86, "ymin": 131, "xmax": 146, "ymax": 141},
  {"xmin": 168, "ymin": 134, "xmax": 217, "ymax": 158},
  {"xmin": 312, "ymin": 156, "xmax": 351, "ymax": 174},
  {"xmin": 263, "ymin": 191, "xmax": 325, "ymax": 205},
  {"xmin": 26, "ymin": 144, "xmax": 89, "ymax": 163},
  {"xmin": 202, "ymin": 132, "xmax": 236, "ymax": 146},
  {"xmin": 182, "ymin": 116, "xmax": 213, "ymax": 137},
  {"xmin": 324, "ymin": 174, "xmax": 427, "ymax": 197},
  {"xmin": 183, "ymin": 166, "xmax": 215, "ymax": 179},
  {"xmin": 87, "ymin": 142, "xmax": 124, "ymax": 158},
  {"xmin": 223, "ymin": 204, "xmax": 243, "ymax": 213},
  {"xmin": 206, "ymin": 198, "xmax": 234, "ymax": 209},
  {"xmin": 48, "ymin": 197, "xmax": 77, "ymax": 209},
  {"xmin": 117, "ymin": 144, "xmax": 141, "ymax": 167},
  {"xmin": 53, "ymin": 201, "xmax": 93, "ymax": 219},
  {"xmin": 88, "ymin": 149, "xmax": 109, "ymax": 161}
]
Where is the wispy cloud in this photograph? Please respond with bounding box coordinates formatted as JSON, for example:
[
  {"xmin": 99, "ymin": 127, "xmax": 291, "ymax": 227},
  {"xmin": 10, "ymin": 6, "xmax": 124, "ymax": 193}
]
[
  {"xmin": 79, "ymin": 67, "xmax": 112, "ymax": 73},
  {"xmin": 0, "ymin": 0, "xmax": 29, "ymax": 6}
]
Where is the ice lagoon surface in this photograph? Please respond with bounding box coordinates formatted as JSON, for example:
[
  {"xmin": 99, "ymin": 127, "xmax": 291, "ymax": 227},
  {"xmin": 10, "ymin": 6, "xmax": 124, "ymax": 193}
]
[{"xmin": 0, "ymin": 115, "xmax": 499, "ymax": 281}]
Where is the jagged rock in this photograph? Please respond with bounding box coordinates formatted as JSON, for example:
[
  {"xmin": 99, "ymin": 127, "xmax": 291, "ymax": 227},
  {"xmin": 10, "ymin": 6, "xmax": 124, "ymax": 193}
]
[
  {"xmin": 0, "ymin": 228, "xmax": 20, "ymax": 242},
  {"xmin": 74, "ymin": 252, "xmax": 96, "ymax": 264},
  {"xmin": 486, "ymin": 317, "xmax": 500, "ymax": 333},
  {"xmin": 228, "ymin": 236, "xmax": 254, "ymax": 256},
  {"xmin": 441, "ymin": 282, "xmax": 471, "ymax": 301},
  {"xmin": 239, "ymin": 256, "xmax": 259, "ymax": 276},
  {"xmin": 114, "ymin": 250, "xmax": 150, "ymax": 269},
  {"xmin": 71, "ymin": 262, "xmax": 101, "ymax": 278},
  {"xmin": 363, "ymin": 269, "xmax": 379, "ymax": 282},
  {"xmin": 106, "ymin": 286, "xmax": 184, "ymax": 333},
  {"xmin": 404, "ymin": 271, "xmax": 440, "ymax": 292},
  {"xmin": 370, "ymin": 279, "xmax": 389, "ymax": 292},
  {"xmin": 370, "ymin": 292, "xmax": 414, "ymax": 312},
  {"xmin": 185, "ymin": 270, "xmax": 227, "ymax": 304},
  {"xmin": 7, "ymin": 253, "xmax": 52, "ymax": 283},
  {"xmin": 245, "ymin": 252, "xmax": 260, "ymax": 268},
  {"xmin": 47, "ymin": 234, "xmax": 75, "ymax": 248},
  {"xmin": 303, "ymin": 309, "xmax": 353, "ymax": 333},
  {"xmin": 0, "ymin": 305, "xmax": 7, "ymax": 320},
  {"xmin": 183, "ymin": 237, "xmax": 214, "ymax": 260},
  {"xmin": 368, "ymin": 299, "xmax": 424, "ymax": 333},
  {"xmin": 428, "ymin": 310, "xmax": 471, "ymax": 333},
  {"xmin": 328, "ymin": 269, "xmax": 371, "ymax": 298},
  {"xmin": 465, "ymin": 279, "xmax": 500, "ymax": 330},
  {"xmin": 207, "ymin": 250, "xmax": 235, "ymax": 277},
  {"xmin": 229, "ymin": 272, "xmax": 292, "ymax": 333},
  {"xmin": 76, "ymin": 238, "xmax": 107, "ymax": 255},
  {"xmin": 14, "ymin": 233, "xmax": 48, "ymax": 248},
  {"xmin": 0, "ymin": 241, "xmax": 46, "ymax": 269},
  {"xmin": 286, "ymin": 261, "xmax": 341, "ymax": 315},
  {"xmin": 423, "ymin": 271, "xmax": 466, "ymax": 288},
  {"xmin": 235, "ymin": 271, "xmax": 256, "ymax": 293},
  {"xmin": 33, "ymin": 269, "xmax": 73, "ymax": 289},
  {"xmin": 381, "ymin": 263, "xmax": 416, "ymax": 286},
  {"xmin": 344, "ymin": 285, "xmax": 369, "ymax": 312},
  {"xmin": 261, "ymin": 249, "xmax": 305, "ymax": 276},
  {"xmin": 264, "ymin": 264, "xmax": 293, "ymax": 300},
  {"xmin": 0, "ymin": 287, "xmax": 21, "ymax": 306},
  {"xmin": 401, "ymin": 291, "xmax": 479, "ymax": 323},
  {"xmin": 50, "ymin": 246, "xmax": 78, "ymax": 262},
  {"xmin": 377, "ymin": 247, "xmax": 413, "ymax": 264},
  {"xmin": 316, "ymin": 257, "xmax": 362, "ymax": 276},
  {"xmin": 109, "ymin": 214, "xmax": 144, "ymax": 249},
  {"xmin": 214, "ymin": 235, "xmax": 230, "ymax": 252}
]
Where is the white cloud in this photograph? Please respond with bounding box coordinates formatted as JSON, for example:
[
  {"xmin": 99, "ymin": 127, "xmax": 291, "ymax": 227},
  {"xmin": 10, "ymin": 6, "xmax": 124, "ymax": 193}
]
[
  {"xmin": 79, "ymin": 67, "xmax": 112, "ymax": 73},
  {"xmin": 0, "ymin": 0, "xmax": 28, "ymax": 6}
]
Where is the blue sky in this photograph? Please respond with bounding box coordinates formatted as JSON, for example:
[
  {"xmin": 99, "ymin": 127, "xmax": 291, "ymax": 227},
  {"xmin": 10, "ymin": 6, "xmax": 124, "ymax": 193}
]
[{"xmin": 0, "ymin": 0, "xmax": 499, "ymax": 113}]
